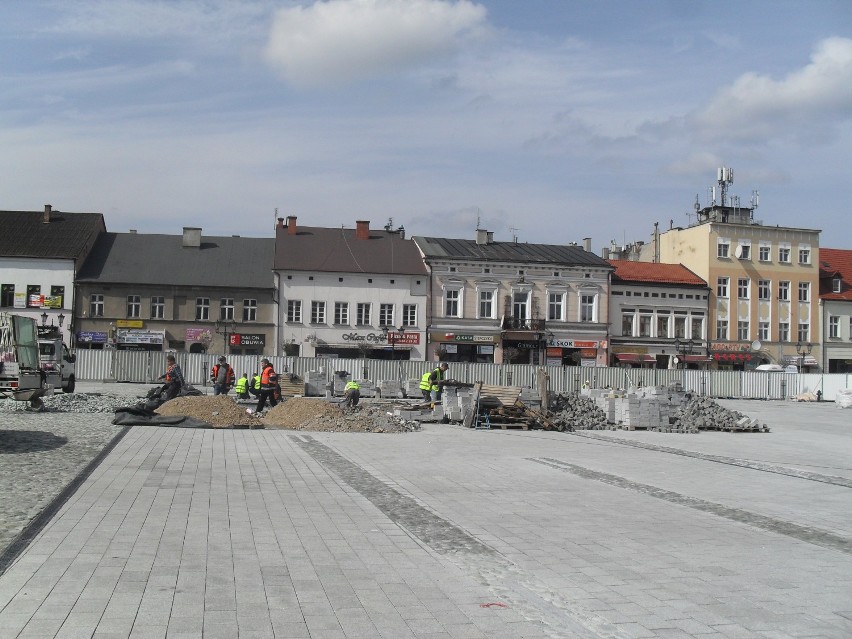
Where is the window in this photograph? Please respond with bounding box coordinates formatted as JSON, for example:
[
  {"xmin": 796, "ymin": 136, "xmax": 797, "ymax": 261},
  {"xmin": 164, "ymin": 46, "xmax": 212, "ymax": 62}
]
[
  {"xmin": 402, "ymin": 304, "xmax": 417, "ymax": 327},
  {"xmin": 778, "ymin": 281, "xmax": 790, "ymax": 301},
  {"xmin": 242, "ymin": 299, "xmax": 257, "ymax": 322},
  {"xmin": 717, "ymin": 239, "xmax": 730, "ymax": 258},
  {"xmin": 829, "ymin": 316, "xmax": 839, "ymax": 339},
  {"xmin": 759, "ymin": 243, "xmax": 771, "ymax": 261},
  {"xmin": 127, "ymin": 295, "xmax": 141, "ymax": 318},
  {"xmin": 480, "ymin": 290, "xmax": 495, "ymax": 319},
  {"xmin": 445, "ymin": 289, "xmax": 460, "ymax": 317},
  {"xmin": 738, "ymin": 320, "xmax": 749, "ymax": 341},
  {"xmin": 690, "ymin": 316, "xmax": 703, "ymax": 340},
  {"xmin": 151, "ymin": 296, "xmax": 165, "ymax": 319},
  {"xmin": 220, "ymin": 298, "xmax": 234, "ymax": 321},
  {"xmin": 90, "ymin": 294, "xmax": 104, "ymax": 317},
  {"xmin": 621, "ymin": 313, "xmax": 634, "ymax": 337},
  {"xmin": 798, "ymin": 282, "xmax": 810, "ymax": 302},
  {"xmin": 716, "ymin": 320, "xmax": 728, "ymax": 340},
  {"xmin": 194, "ymin": 297, "xmax": 209, "ymax": 320},
  {"xmin": 738, "ymin": 278, "xmax": 750, "ymax": 299},
  {"xmin": 674, "ymin": 316, "xmax": 686, "ymax": 338},
  {"xmin": 356, "ymin": 303, "xmax": 371, "ymax": 325},
  {"xmin": 717, "ymin": 277, "xmax": 729, "ymax": 298},
  {"xmin": 50, "ymin": 286, "xmax": 65, "ymax": 306},
  {"xmin": 547, "ymin": 293, "xmax": 563, "ymax": 321},
  {"xmin": 657, "ymin": 315, "xmax": 669, "ymax": 338},
  {"xmin": 334, "ymin": 302, "xmax": 349, "ymax": 325},
  {"xmin": 833, "ymin": 277, "xmax": 842, "ymax": 293},
  {"xmin": 0, "ymin": 284, "xmax": 14, "ymax": 307},
  {"xmin": 580, "ymin": 294, "xmax": 596, "ymax": 322},
  {"xmin": 798, "ymin": 245, "xmax": 811, "ymax": 264},
  {"xmin": 638, "ymin": 314, "xmax": 651, "ymax": 337},
  {"xmin": 758, "ymin": 321, "xmax": 769, "ymax": 341},
  {"xmin": 311, "ymin": 301, "xmax": 326, "ymax": 324},
  {"xmin": 737, "ymin": 242, "xmax": 751, "ymax": 260},
  {"xmin": 778, "ymin": 245, "xmax": 791, "ymax": 263},
  {"xmin": 26, "ymin": 285, "xmax": 41, "ymax": 307},
  {"xmin": 512, "ymin": 291, "xmax": 528, "ymax": 321},
  {"xmin": 379, "ymin": 303, "xmax": 394, "ymax": 326},
  {"xmin": 758, "ymin": 280, "xmax": 771, "ymax": 301},
  {"xmin": 797, "ymin": 323, "xmax": 809, "ymax": 343},
  {"xmin": 778, "ymin": 322, "xmax": 789, "ymax": 342},
  {"xmin": 287, "ymin": 300, "xmax": 302, "ymax": 323}
]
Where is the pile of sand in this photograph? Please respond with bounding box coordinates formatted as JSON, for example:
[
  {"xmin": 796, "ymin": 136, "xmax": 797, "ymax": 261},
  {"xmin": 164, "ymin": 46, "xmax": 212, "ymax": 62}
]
[
  {"xmin": 152, "ymin": 395, "xmax": 418, "ymax": 433},
  {"xmin": 156, "ymin": 395, "xmax": 261, "ymax": 428}
]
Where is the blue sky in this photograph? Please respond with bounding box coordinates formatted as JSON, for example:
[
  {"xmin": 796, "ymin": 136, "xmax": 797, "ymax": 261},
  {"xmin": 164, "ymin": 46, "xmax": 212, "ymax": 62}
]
[{"xmin": 1, "ymin": 0, "xmax": 851, "ymax": 250}]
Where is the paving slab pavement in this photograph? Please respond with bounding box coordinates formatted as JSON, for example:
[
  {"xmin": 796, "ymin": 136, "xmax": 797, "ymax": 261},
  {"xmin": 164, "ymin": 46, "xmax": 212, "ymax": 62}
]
[{"xmin": 0, "ymin": 396, "xmax": 851, "ymax": 638}]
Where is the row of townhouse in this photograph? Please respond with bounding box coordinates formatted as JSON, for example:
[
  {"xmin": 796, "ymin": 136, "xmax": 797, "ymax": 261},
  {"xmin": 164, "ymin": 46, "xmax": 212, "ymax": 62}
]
[{"xmin": 2, "ymin": 196, "xmax": 850, "ymax": 372}]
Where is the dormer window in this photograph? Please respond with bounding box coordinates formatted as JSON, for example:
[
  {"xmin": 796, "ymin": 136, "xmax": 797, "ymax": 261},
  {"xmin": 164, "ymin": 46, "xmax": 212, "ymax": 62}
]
[{"xmin": 833, "ymin": 276, "xmax": 842, "ymax": 293}]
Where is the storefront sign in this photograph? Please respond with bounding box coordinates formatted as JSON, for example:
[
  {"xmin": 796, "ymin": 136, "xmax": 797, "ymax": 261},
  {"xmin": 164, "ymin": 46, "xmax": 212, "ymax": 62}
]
[
  {"xmin": 13, "ymin": 292, "xmax": 26, "ymax": 308},
  {"xmin": 342, "ymin": 331, "xmax": 387, "ymax": 343},
  {"xmin": 548, "ymin": 339, "xmax": 600, "ymax": 348},
  {"xmin": 431, "ymin": 332, "xmax": 496, "ymax": 343},
  {"xmin": 579, "ymin": 348, "xmax": 597, "ymax": 358},
  {"xmin": 78, "ymin": 331, "xmax": 108, "ymax": 344},
  {"xmin": 230, "ymin": 333, "xmax": 265, "ymax": 347},
  {"xmin": 116, "ymin": 319, "xmax": 144, "ymax": 328},
  {"xmin": 116, "ymin": 329, "xmax": 164, "ymax": 345},
  {"xmin": 709, "ymin": 342, "xmax": 751, "ymax": 352},
  {"xmin": 42, "ymin": 295, "xmax": 63, "ymax": 309},
  {"xmin": 387, "ymin": 332, "xmax": 421, "ymax": 345},
  {"xmin": 27, "ymin": 294, "xmax": 44, "ymax": 307},
  {"xmin": 185, "ymin": 327, "xmax": 213, "ymax": 343}
]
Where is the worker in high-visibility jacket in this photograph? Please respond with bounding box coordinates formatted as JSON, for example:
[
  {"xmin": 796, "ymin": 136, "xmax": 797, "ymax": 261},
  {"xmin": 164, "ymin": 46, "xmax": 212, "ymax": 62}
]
[
  {"xmin": 344, "ymin": 379, "xmax": 360, "ymax": 407},
  {"xmin": 255, "ymin": 358, "xmax": 279, "ymax": 414},
  {"xmin": 234, "ymin": 373, "xmax": 249, "ymax": 399},
  {"xmin": 248, "ymin": 373, "xmax": 261, "ymax": 398},
  {"xmin": 419, "ymin": 363, "xmax": 448, "ymax": 402}
]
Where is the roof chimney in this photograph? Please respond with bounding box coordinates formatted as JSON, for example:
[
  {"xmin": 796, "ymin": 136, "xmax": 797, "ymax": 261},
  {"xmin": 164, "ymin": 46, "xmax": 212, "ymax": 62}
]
[
  {"xmin": 286, "ymin": 215, "xmax": 297, "ymax": 235},
  {"xmin": 356, "ymin": 220, "xmax": 370, "ymax": 240},
  {"xmin": 583, "ymin": 237, "xmax": 591, "ymax": 252},
  {"xmin": 476, "ymin": 229, "xmax": 489, "ymax": 245},
  {"xmin": 601, "ymin": 247, "xmax": 610, "ymax": 260},
  {"xmin": 276, "ymin": 217, "xmax": 285, "ymax": 230},
  {"xmin": 43, "ymin": 204, "xmax": 52, "ymax": 224},
  {"xmin": 182, "ymin": 227, "xmax": 202, "ymax": 248}
]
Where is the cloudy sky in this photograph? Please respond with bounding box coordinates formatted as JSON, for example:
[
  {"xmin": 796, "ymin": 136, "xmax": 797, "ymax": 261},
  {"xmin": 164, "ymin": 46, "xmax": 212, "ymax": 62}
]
[{"xmin": 2, "ymin": 0, "xmax": 851, "ymax": 250}]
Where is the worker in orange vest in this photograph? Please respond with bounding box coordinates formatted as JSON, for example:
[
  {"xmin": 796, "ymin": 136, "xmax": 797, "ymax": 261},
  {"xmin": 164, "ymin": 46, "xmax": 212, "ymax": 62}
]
[{"xmin": 256, "ymin": 358, "xmax": 279, "ymax": 414}]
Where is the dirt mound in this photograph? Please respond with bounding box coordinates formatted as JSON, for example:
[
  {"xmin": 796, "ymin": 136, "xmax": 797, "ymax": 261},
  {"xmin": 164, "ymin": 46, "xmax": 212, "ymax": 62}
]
[
  {"xmin": 156, "ymin": 395, "xmax": 262, "ymax": 428},
  {"xmin": 262, "ymin": 398, "xmax": 419, "ymax": 433}
]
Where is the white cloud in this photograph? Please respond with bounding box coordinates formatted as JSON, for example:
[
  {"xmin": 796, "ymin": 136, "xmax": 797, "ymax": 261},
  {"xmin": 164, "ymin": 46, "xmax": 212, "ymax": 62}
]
[
  {"xmin": 263, "ymin": 0, "xmax": 488, "ymax": 88},
  {"xmin": 691, "ymin": 37, "xmax": 852, "ymax": 144}
]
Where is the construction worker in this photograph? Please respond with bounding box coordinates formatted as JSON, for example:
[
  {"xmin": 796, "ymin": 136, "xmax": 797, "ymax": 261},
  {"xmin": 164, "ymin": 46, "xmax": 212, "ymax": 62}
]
[
  {"xmin": 210, "ymin": 356, "xmax": 235, "ymax": 395},
  {"xmin": 420, "ymin": 362, "xmax": 448, "ymax": 402},
  {"xmin": 157, "ymin": 354, "xmax": 185, "ymax": 400},
  {"xmin": 234, "ymin": 373, "xmax": 250, "ymax": 399},
  {"xmin": 344, "ymin": 379, "xmax": 360, "ymax": 407},
  {"xmin": 255, "ymin": 358, "xmax": 279, "ymax": 414},
  {"xmin": 248, "ymin": 372, "xmax": 261, "ymax": 398}
]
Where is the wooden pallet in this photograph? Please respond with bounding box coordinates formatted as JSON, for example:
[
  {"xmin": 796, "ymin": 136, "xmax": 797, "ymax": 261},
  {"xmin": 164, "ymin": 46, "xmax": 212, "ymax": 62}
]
[{"xmin": 278, "ymin": 377, "xmax": 305, "ymax": 397}]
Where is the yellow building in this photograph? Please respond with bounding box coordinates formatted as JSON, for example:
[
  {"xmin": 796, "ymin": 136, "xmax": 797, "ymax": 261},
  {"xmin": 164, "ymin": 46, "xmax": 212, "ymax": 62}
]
[{"xmin": 644, "ymin": 203, "xmax": 820, "ymax": 370}]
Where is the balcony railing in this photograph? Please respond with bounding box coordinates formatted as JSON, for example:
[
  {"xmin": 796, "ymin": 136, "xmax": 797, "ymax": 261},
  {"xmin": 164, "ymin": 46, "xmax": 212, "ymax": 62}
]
[{"xmin": 501, "ymin": 317, "xmax": 546, "ymax": 331}]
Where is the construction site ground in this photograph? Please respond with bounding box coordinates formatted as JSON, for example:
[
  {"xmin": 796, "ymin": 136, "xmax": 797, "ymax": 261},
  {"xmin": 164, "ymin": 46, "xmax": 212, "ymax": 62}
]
[{"xmin": 1, "ymin": 382, "xmax": 850, "ymax": 638}]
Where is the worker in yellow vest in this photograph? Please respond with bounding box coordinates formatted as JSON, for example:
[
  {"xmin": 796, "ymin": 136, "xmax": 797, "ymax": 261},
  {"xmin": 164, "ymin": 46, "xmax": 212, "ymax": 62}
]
[
  {"xmin": 419, "ymin": 363, "xmax": 448, "ymax": 402},
  {"xmin": 234, "ymin": 373, "xmax": 249, "ymax": 399},
  {"xmin": 344, "ymin": 379, "xmax": 360, "ymax": 407}
]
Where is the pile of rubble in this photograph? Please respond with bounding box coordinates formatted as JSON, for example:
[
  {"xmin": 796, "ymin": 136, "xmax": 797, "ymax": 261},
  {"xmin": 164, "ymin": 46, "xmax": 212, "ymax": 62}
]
[
  {"xmin": 674, "ymin": 396, "xmax": 770, "ymax": 433},
  {"xmin": 549, "ymin": 393, "xmax": 607, "ymax": 430},
  {"xmin": 156, "ymin": 395, "xmax": 262, "ymax": 428}
]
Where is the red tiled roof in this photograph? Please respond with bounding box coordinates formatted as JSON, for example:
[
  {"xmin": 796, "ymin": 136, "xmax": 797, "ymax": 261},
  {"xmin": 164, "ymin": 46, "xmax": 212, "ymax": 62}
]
[
  {"xmin": 608, "ymin": 260, "xmax": 707, "ymax": 287},
  {"xmin": 819, "ymin": 248, "xmax": 852, "ymax": 301}
]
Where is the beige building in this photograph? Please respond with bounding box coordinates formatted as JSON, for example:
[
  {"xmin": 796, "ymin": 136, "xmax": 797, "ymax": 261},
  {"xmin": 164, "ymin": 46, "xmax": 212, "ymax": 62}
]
[{"xmin": 642, "ymin": 202, "xmax": 820, "ymax": 370}]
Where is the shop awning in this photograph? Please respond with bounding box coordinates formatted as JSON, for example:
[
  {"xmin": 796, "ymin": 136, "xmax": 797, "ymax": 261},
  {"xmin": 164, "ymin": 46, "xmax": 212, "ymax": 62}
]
[
  {"xmin": 502, "ymin": 331, "xmax": 542, "ymax": 342},
  {"xmin": 684, "ymin": 355, "xmax": 713, "ymax": 363},
  {"xmin": 782, "ymin": 355, "xmax": 818, "ymax": 367},
  {"xmin": 615, "ymin": 353, "xmax": 656, "ymax": 363}
]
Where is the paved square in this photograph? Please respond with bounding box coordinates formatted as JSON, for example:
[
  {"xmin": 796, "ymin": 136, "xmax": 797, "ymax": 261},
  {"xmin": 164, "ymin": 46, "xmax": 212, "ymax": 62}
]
[{"xmin": 1, "ymin": 399, "xmax": 850, "ymax": 638}]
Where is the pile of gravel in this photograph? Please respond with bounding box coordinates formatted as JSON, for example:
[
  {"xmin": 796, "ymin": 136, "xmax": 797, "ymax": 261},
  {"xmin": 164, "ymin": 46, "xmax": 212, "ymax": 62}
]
[{"xmin": 0, "ymin": 392, "xmax": 144, "ymax": 414}]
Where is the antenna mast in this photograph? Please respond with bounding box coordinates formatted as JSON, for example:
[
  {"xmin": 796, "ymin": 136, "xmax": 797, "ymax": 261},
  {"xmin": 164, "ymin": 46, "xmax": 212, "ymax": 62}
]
[{"xmin": 716, "ymin": 167, "xmax": 734, "ymax": 207}]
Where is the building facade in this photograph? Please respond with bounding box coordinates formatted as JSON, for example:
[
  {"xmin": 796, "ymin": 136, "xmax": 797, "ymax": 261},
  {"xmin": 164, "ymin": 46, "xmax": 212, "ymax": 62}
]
[
  {"xmin": 274, "ymin": 217, "xmax": 429, "ymax": 360},
  {"xmin": 0, "ymin": 205, "xmax": 105, "ymax": 346},
  {"xmin": 819, "ymin": 248, "xmax": 852, "ymax": 373},
  {"xmin": 414, "ymin": 231, "xmax": 612, "ymax": 365},
  {"xmin": 75, "ymin": 228, "xmax": 276, "ymax": 354},
  {"xmin": 608, "ymin": 260, "xmax": 710, "ymax": 368}
]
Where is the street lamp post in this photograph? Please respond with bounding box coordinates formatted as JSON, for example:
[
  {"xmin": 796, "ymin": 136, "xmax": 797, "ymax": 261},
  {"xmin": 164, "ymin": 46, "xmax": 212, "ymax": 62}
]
[
  {"xmin": 795, "ymin": 340, "xmax": 812, "ymax": 372},
  {"xmin": 41, "ymin": 312, "xmax": 48, "ymax": 325},
  {"xmin": 215, "ymin": 319, "xmax": 237, "ymax": 355},
  {"xmin": 673, "ymin": 338, "xmax": 695, "ymax": 370}
]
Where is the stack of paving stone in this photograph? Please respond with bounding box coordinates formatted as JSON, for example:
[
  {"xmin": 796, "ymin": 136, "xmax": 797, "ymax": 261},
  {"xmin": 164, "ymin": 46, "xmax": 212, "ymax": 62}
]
[
  {"xmin": 404, "ymin": 378, "xmax": 423, "ymax": 397},
  {"xmin": 673, "ymin": 396, "xmax": 770, "ymax": 433},
  {"xmin": 376, "ymin": 380, "xmax": 404, "ymax": 398},
  {"xmin": 441, "ymin": 385, "xmax": 476, "ymax": 422},
  {"xmin": 304, "ymin": 371, "xmax": 328, "ymax": 397}
]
